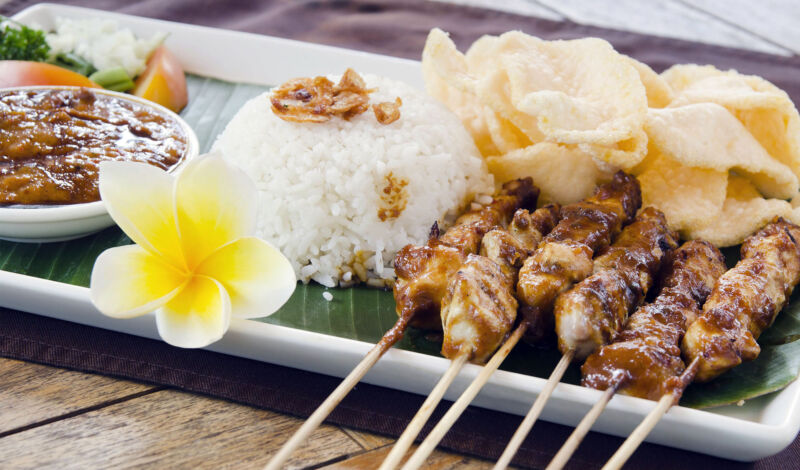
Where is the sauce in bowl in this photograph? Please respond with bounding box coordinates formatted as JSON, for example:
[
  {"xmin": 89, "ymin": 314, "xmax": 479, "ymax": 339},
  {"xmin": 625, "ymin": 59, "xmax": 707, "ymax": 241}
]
[{"xmin": 0, "ymin": 87, "xmax": 188, "ymax": 206}]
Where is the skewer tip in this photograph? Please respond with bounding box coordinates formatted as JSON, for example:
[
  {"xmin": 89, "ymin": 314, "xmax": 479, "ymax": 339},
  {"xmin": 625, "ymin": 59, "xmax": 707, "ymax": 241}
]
[{"xmin": 493, "ymin": 349, "xmax": 575, "ymax": 470}]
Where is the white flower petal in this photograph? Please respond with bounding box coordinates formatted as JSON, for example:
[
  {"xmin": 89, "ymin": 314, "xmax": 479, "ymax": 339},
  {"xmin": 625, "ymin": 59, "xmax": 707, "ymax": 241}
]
[
  {"xmin": 90, "ymin": 245, "xmax": 186, "ymax": 318},
  {"xmin": 99, "ymin": 161, "xmax": 185, "ymax": 269},
  {"xmin": 196, "ymin": 237, "xmax": 296, "ymax": 318},
  {"xmin": 155, "ymin": 275, "xmax": 231, "ymax": 348},
  {"xmin": 174, "ymin": 152, "xmax": 258, "ymax": 269}
]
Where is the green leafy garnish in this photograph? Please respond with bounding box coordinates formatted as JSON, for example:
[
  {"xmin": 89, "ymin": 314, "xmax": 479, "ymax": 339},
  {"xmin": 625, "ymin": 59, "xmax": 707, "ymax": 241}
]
[{"xmin": 0, "ymin": 15, "xmax": 50, "ymax": 61}]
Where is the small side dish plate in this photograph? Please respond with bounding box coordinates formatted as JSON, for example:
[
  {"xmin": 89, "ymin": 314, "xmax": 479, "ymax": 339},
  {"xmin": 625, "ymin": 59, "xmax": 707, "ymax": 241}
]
[
  {"xmin": 0, "ymin": 86, "xmax": 199, "ymax": 242},
  {"xmin": 4, "ymin": 3, "xmax": 800, "ymax": 462}
]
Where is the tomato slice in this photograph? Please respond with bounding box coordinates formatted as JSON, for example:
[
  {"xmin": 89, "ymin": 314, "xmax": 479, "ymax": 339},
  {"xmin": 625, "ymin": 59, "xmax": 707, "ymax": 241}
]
[
  {"xmin": 0, "ymin": 61, "xmax": 100, "ymax": 88},
  {"xmin": 133, "ymin": 45, "xmax": 188, "ymax": 113}
]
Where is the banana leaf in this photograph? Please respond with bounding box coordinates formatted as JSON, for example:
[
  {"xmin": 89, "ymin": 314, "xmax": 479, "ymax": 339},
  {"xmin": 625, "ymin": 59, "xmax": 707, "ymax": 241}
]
[{"xmin": 1, "ymin": 76, "xmax": 797, "ymax": 409}]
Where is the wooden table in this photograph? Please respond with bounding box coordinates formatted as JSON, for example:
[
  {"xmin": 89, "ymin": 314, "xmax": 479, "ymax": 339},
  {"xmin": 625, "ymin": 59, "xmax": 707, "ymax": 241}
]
[{"xmin": 1, "ymin": 1, "xmax": 798, "ymax": 468}]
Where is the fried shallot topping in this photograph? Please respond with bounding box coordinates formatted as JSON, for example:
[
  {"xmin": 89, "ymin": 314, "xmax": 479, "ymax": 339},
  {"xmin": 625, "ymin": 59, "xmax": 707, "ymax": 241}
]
[
  {"xmin": 329, "ymin": 68, "xmax": 371, "ymax": 119},
  {"xmin": 270, "ymin": 76, "xmax": 335, "ymax": 123},
  {"xmin": 270, "ymin": 68, "xmax": 401, "ymax": 124},
  {"xmin": 373, "ymin": 97, "xmax": 402, "ymax": 125}
]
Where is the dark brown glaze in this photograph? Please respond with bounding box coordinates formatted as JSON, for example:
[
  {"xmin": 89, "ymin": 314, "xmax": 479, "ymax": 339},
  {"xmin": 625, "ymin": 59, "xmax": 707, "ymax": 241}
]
[
  {"xmin": 375, "ymin": 305, "xmax": 414, "ymax": 352},
  {"xmin": 516, "ymin": 171, "xmax": 642, "ymax": 343},
  {"xmin": 439, "ymin": 178, "xmax": 539, "ymax": 254},
  {"xmin": 554, "ymin": 207, "xmax": 678, "ymax": 359},
  {"xmin": 582, "ymin": 240, "xmax": 726, "ymax": 400},
  {"xmin": 394, "ymin": 240, "xmax": 467, "ymax": 330},
  {"xmin": 393, "ymin": 178, "xmax": 539, "ymax": 330},
  {"xmin": 683, "ymin": 218, "xmax": 800, "ymax": 382},
  {"xmin": 480, "ymin": 204, "xmax": 561, "ymax": 280},
  {"xmin": 441, "ymin": 205, "xmax": 560, "ymax": 363},
  {"xmin": 509, "ymin": 204, "xmax": 561, "ymax": 253},
  {"xmin": 0, "ymin": 87, "xmax": 187, "ymax": 205}
]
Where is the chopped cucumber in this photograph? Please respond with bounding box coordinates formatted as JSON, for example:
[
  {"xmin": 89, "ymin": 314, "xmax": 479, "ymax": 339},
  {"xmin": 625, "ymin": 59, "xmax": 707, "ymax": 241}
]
[{"xmin": 89, "ymin": 66, "xmax": 135, "ymax": 92}]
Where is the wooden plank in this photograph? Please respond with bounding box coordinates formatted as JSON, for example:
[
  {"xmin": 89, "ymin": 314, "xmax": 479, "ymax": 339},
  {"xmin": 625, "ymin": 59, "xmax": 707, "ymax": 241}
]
[
  {"xmin": 0, "ymin": 388, "xmax": 364, "ymax": 469},
  {"xmin": 686, "ymin": 0, "xmax": 800, "ymax": 55},
  {"xmin": 429, "ymin": 0, "xmax": 564, "ymax": 20},
  {"xmin": 340, "ymin": 427, "xmax": 393, "ymax": 450},
  {"xmin": 0, "ymin": 358, "xmax": 156, "ymax": 435},
  {"xmin": 532, "ymin": 0, "xmax": 792, "ymax": 55},
  {"xmin": 318, "ymin": 443, "xmax": 501, "ymax": 469}
]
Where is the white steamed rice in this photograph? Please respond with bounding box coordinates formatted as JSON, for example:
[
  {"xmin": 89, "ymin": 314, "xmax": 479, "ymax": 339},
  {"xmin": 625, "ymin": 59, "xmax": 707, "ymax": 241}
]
[{"xmin": 214, "ymin": 74, "xmax": 493, "ymax": 287}]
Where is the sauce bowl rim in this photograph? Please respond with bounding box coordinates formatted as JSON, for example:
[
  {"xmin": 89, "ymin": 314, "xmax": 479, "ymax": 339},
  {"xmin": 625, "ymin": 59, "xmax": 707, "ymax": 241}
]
[{"xmin": 0, "ymin": 85, "xmax": 200, "ymax": 224}]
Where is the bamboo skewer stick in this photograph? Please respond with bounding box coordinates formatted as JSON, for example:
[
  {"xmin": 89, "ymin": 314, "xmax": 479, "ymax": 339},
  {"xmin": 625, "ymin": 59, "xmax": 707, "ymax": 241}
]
[
  {"xmin": 378, "ymin": 353, "xmax": 470, "ymax": 470},
  {"xmin": 602, "ymin": 394, "xmax": 672, "ymax": 470},
  {"xmin": 400, "ymin": 322, "xmax": 527, "ymax": 470},
  {"xmin": 265, "ymin": 315, "xmax": 411, "ymax": 470},
  {"xmin": 267, "ymin": 181, "xmax": 541, "ymax": 469},
  {"xmin": 600, "ymin": 358, "xmax": 699, "ymax": 470},
  {"xmin": 545, "ymin": 383, "xmax": 618, "ymax": 470},
  {"xmin": 493, "ymin": 349, "xmax": 575, "ymax": 470}
]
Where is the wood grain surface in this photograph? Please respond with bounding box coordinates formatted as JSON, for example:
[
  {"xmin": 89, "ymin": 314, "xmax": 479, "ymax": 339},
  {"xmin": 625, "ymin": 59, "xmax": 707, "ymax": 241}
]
[
  {"xmin": 1, "ymin": 1, "xmax": 798, "ymax": 469},
  {"xmin": 0, "ymin": 358, "xmax": 156, "ymax": 435},
  {"xmin": 0, "ymin": 358, "xmax": 495, "ymax": 469}
]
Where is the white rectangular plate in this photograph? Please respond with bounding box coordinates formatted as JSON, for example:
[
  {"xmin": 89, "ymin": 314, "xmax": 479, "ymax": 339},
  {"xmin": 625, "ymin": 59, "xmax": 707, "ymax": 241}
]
[{"xmin": 6, "ymin": 3, "xmax": 800, "ymax": 462}]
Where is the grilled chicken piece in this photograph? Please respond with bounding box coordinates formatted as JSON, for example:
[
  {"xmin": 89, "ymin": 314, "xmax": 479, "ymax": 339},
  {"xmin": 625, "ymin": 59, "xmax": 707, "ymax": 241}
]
[
  {"xmin": 440, "ymin": 255, "xmax": 517, "ymax": 362},
  {"xmin": 582, "ymin": 241, "xmax": 726, "ymax": 400},
  {"xmin": 439, "ymin": 179, "xmax": 539, "ymax": 254},
  {"xmin": 516, "ymin": 172, "xmax": 641, "ymax": 342},
  {"xmin": 441, "ymin": 205, "xmax": 560, "ymax": 362},
  {"xmin": 394, "ymin": 179, "xmax": 539, "ymax": 330},
  {"xmin": 555, "ymin": 207, "xmax": 678, "ymax": 359},
  {"xmin": 683, "ymin": 218, "xmax": 800, "ymax": 382},
  {"xmin": 480, "ymin": 206, "xmax": 560, "ymax": 279}
]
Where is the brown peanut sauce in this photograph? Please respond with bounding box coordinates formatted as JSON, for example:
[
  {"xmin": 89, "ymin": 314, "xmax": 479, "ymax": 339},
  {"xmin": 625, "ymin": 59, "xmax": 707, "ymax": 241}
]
[{"xmin": 0, "ymin": 87, "xmax": 188, "ymax": 206}]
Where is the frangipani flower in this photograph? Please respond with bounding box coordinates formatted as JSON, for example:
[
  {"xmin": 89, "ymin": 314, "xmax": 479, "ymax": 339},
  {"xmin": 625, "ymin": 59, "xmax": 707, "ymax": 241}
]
[{"xmin": 90, "ymin": 152, "xmax": 296, "ymax": 348}]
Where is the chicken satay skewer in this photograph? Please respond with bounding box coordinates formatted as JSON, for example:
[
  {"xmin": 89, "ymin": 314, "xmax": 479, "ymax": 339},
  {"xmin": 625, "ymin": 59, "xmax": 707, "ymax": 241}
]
[
  {"xmin": 400, "ymin": 173, "xmax": 642, "ymax": 470},
  {"xmin": 546, "ymin": 240, "xmax": 726, "ymax": 470},
  {"xmin": 494, "ymin": 174, "xmax": 643, "ymax": 470},
  {"xmin": 495, "ymin": 205, "xmax": 675, "ymax": 469},
  {"xmin": 601, "ymin": 218, "xmax": 800, "ymax": 470},
  {"xmin": 380, "ymin": 205, "xmax": 560, "ymax": 470},
  {"xmin": 266, "ymin": 180, "xmax": 538, "ymax": 470}
]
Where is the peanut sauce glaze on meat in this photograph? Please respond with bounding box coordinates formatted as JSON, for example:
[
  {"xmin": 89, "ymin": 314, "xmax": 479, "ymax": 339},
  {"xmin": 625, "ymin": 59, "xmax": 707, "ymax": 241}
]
[
  {"xmin": 683, "ymin": 218, "xmax": 800, "ymax": 382},
  {"xmin": 554, "ymin": 207, "xmax": 679, "ymax": 359},
  {"xmin": 392, "ymin": 178, "xmax": 539, "ymax": 332},
  {"xmin": 0, "ymin": 88, "xmax": 187, "ymax": 206},
  {"xmin": 582, "ymin": 241, "xmax": 726, "ymax": 400},
  {"xmin": 441, "ymin": 205, "xmax": 560, "ymax": 362},
  {"xmin": 516, "ymin": 171, "xmax": 642, "ymax": 343}
]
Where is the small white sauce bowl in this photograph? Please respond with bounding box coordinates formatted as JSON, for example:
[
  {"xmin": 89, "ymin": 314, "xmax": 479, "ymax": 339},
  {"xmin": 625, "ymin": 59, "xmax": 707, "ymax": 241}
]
[{"xmin": 0, "ymin": 86, "xmax": 199, "ymax": 243}]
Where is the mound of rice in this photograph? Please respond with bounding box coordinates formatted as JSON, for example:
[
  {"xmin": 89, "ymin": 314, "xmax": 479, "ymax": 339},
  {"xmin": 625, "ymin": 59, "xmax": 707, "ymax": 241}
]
[{"xmin": 214, "ymin": 74, "xmax": 493, "ymax": 287}]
